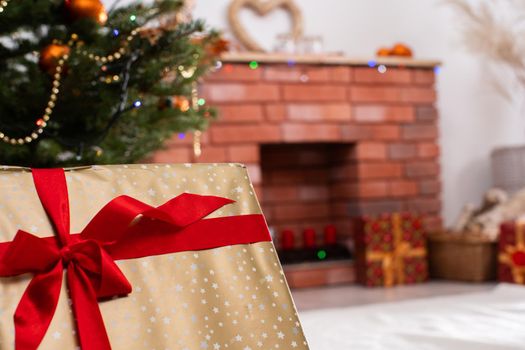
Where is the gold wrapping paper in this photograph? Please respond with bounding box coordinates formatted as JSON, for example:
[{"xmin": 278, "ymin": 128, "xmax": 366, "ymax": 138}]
[{"xmin": 0, "ymin": 164, "xmax": 309, "ymax": 350}]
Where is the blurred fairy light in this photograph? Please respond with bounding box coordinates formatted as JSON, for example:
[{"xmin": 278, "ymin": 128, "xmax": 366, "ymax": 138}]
[{"xmin": 378, "ymin": 64, "xmax": 387, "ymax": 74}]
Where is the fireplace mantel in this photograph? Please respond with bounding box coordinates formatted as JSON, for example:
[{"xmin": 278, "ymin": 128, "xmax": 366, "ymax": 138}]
[{"xmin": 221, "ymin": 52, "xmax": 441, "ymax": 68}]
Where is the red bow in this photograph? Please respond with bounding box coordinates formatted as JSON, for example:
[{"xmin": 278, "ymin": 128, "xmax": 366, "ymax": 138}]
[{"xmin": 0, "ymin": 169, "xmax": 271, "ymax": 350}]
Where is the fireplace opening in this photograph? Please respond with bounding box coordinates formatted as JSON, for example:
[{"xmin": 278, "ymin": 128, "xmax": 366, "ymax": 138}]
[{"xmin": 260, "ymin": 143, "xmax": 356, "ymax": 254}]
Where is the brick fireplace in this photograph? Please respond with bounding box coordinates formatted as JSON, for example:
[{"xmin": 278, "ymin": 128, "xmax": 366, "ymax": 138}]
[{"xmin": 151, "ymin": 53, "xmax": 442, "ymax": 247}]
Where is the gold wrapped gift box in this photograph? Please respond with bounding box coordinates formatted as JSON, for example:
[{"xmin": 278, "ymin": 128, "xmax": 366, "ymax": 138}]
[{"xmin": 0, "ymin": 164, "xmax": 309, "ymax": 350}]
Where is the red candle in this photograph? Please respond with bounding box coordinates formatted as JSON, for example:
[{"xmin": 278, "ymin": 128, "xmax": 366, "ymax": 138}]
[
  {"xmin": 324, "ymin": 225, "xmax": 337, "ymax": 245},
  {"xmin": 280, "ymin": 229, "xmax": 295, "ymax": 250},
  {"xmin": 303, "ymin": 228, "xmax": 316, "ymax": 248}
]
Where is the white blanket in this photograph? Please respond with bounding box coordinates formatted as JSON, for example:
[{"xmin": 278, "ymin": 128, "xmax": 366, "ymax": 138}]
[{"xmin": 299, "ymin": 284, "xmax": 525, "ymax": 350}]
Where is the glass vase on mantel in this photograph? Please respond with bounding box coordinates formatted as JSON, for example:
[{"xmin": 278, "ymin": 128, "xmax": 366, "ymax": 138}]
[{"xmin": 274, "ymin": 33, "xmax": 324, "ymax": 55}]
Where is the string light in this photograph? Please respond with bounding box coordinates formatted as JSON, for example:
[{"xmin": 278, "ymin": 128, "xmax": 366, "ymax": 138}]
[
  {"xmin": 197, "ymin": 98, "xmax": 206, "ymax": 106},
  {"xmin": 192, "ymin": 82, "xmax": 202, "ymax": 158},
  {"xmin": 179, "ymin": 66, "xmax": 196, "ymax": 79},
  {"xmin": 249, "ymin": 61, "xmax": 259, "ymax": 70},
  {"xmin": 367, "ymin": 60, "xmax": 377, "ymax": 68},
  {"xmin": 133, "ymin": 100, "xmax": 142, "ymax": 108},
  {"xmin": 0, "ymin": 54, "xmax": 69, "ymax": 145},
  {"xmin": 0, "ymin": 0, "xmax": 10, "ymax": 13},
  {"xmin": 377, "ymin": 64, "xmax": 387, "ymax": 74}
]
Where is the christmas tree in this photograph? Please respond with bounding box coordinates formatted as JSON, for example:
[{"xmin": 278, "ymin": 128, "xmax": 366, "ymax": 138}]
[{"xmin": 0, "ymin": 0, "xmax": 224, "ymax": 167}]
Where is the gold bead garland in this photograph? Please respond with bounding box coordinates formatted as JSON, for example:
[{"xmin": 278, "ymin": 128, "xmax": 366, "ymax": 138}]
[
  {"xmin": 0, "ymin": 0, "xmax": 10, "ymax": 13},
  {"xmin": 77, "ymin": 29, "xmax": 139, "ymax": 63},
  {"xmin": 2, "ymin": 28, "xmax": 141, "ymax": 146},
  {"xmin": 1, "ymin": 54, "xmax": 69, "ymax": 145},
  {"xmin": 191, "ymin": 82, "xmax": 202, "ymax": 158}
]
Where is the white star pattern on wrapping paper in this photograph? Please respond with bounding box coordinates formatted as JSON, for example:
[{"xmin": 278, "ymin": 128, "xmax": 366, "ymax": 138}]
[
  {"xmin": 52, "ymin": 331, "xmax": 61, "ymax": 340},
  {"xmin": 233, "ymin": 186, "xmax": 243, "ymax": 193},
  {"xmin": 213, "ymin": 343, "xmax": 221, "ymax": 350},
  {"xmin": 147, "ymin": 188, "xmax": 156, "ymax": 196},
  {"xmin": 243, "ymin": 347, "xmax": 252, "ymax": 350},
  {"xmin": 200, "ymin": 341, "xmax": 208, "ymax": 349},
  {"xmin": 264, "ymin": 275, "xmax": 273, "ymax": 282},
  {"xmin": 291, "ymin": 341, "xmax": 298, "ymax": 347},
  {"xmin": 235, "ymin": 334, "xmax": 242, "ymax": 342},
  {"xmin": 163, "ymin": 317, "xmax": 171, "ymax": 324},
  {"xmin": 175, "ymin": 284, "xmax": 183, "ymax": 292},
  {"xmin": 212, "ymin": 283, "xmax": 218, "ymax": 289},
  {"xmin": 277, "ymin": 332, "xmax": 285, "ymax": 339},
  {"xmin": 212, "ymin": 307, "xmax": 219, "ymax": 314}
]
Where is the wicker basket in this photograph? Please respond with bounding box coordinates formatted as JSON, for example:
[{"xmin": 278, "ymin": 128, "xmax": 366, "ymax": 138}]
[
  {"xmin": 492, "ymin": 145, "xmax": 525, "ymax": 194},
  {"xmin": 428, "ymin": 232, "xmax": 498, "ymax": 282}
]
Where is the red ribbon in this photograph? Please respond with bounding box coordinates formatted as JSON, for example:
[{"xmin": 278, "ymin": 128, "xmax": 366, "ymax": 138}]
[{"xmin": 0, "ymin": 169, "xmax": 271, "ymax": 350}]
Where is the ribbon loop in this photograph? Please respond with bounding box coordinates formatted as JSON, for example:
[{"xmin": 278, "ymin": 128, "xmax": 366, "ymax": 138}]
[{"xmin": 60, "ymin": 245, "xmax": 74, "ymax": 265}]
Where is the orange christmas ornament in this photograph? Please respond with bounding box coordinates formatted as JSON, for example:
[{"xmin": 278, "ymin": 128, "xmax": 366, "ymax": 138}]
[
  {"xmin": 39, "ymin": 44, "xmax": 71, "ymax": 74},
  {"xmin": 174, "ymin": 96, "xmax": 190, "ymax": 112},
  {"xmin": 207, "ymin": 38, "xmax": 230, "ymax": 56},
  {"xmin": 64, "ymin": 0, "xmax": 108, "ymax": 25},
  {"xmin": 391, "ymin": 43, "xmax": 413, "ymax": 57},
  {"xmin": 376, "ymin": 47, "xmax": 391, "ymax": 57}
]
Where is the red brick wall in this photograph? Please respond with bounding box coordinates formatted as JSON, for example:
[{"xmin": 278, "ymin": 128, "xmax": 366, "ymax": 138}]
[{"xmin": 149, "ymin": 62, "xmax": 442, "ymax": 243}]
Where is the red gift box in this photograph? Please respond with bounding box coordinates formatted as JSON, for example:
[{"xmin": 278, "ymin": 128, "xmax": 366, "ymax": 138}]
[
  {"xmin": 354, "ymin": 212, "xmax": 428, "ymax": 287},
  {"xmin": 499, "ymin": 221, "xmax": 525, "ymax": 284}
]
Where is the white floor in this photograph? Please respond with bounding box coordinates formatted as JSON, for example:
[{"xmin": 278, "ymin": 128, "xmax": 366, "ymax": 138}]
[
  {"xmin": 292, "ymin": 282, "xmax": 496, "ymax": 311},
  {"xmin": 294, "ymin": 283, "xmax": 525, "ymax": 350}
]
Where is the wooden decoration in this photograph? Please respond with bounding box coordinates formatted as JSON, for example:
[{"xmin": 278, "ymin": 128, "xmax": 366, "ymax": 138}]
[{"xmin": 228, "ymin": 0, "xmax": 303, "ymax": 52}]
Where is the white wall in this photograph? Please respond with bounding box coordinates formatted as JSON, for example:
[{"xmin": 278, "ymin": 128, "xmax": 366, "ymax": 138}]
[{"xmin": 104, "ymin": 0, "xmax": 525, "ymax": 226}]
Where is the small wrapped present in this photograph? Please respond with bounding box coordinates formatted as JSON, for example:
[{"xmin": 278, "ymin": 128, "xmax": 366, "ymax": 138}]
[
  {"xmin": 0, "ymin": 164, "xmax": 309, "ymax": 350},
  {"xmin": 499, "ymin": 221, "xmax": 525, "ymax": 284},
  {"xmin": 354, "ymin": 213, "xmax": 428, "ymax": 287}
]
